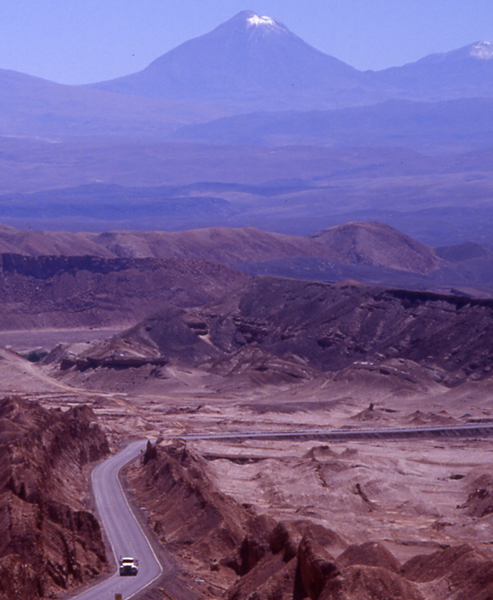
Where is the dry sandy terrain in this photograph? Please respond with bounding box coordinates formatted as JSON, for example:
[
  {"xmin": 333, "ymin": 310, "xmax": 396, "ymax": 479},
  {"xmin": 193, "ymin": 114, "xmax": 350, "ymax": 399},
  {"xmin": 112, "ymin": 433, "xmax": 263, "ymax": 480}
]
[{"xmin": 2, "ymin": 322, "xmax": 493, "ymax": 599}]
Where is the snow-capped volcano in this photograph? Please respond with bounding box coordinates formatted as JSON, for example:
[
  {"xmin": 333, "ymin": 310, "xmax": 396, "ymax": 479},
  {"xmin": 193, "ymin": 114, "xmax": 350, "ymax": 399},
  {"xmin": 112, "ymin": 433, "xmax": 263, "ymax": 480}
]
[
  {"xmin": 246, "ymin": 14, "xmax": 279, "ymax": 28},
  {"xmin": 374, "ymin": 40, "xmax": 493, "ymax": 101},
  {"xmin": 243, "ymin": 13, "xmax": 289, "ymax": 40},
  {"xmin": 90, "ymin": 10, "xmax": 384, "ymax": 112},
  {"xmin": 223, "ymin": 11, "xmax": 289, "ymax": 40},
  {"xmin": 469, "ymin": 41, "xmax": 493, "ymax": 60},
  {"xmin": 90, "ymin": 11, "xmax": 493, "ymax": 111},
  {"xmin": 421, "ymin": 41, "xmax": 493, "ymax": 63}
]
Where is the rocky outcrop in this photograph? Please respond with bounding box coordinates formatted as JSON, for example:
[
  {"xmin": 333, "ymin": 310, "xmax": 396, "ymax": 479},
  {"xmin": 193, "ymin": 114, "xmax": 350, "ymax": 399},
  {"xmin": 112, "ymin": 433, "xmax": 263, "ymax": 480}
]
[
  {"xmin": 337, "ymin": 541, "xmax": 401, "ymax": 573},
  {"xmin": 128, "ymin": 440, "xmax": 493, "ymax": 600},
  {"xmin": 297, "ymin": 537, "xmax": 339, "ymax": 599},
  {"xmin": 73, "ymin": 277, "xmax": 493, "ymax": 386},
  {"xmin": 125, "ymin": 441, "xmax": 248, "ymax": 565},
  {"xmin": 126, "ymin": 441, "xmax": 429, "ymax": 600},
  {"xmin": 0, "ymin": 396, "xmax": 109, "ymax": 599},
  {"xmin": 458, "ymin": 474, "xmax": 493, "ymax": 517},
  {"xmin": 320, "ymin": 564, "xmax": 425, "ymax": 600},
  {"xmin": 224, "ymin": 537, "xmax": 425, "ymax": 600},
  {"xmin": 401, "ymin": 544, "xmax": 493, "ymax": 600},
  {"xmin": 53, "ymin": 337, "xmax": 169, "ymax": 371}
]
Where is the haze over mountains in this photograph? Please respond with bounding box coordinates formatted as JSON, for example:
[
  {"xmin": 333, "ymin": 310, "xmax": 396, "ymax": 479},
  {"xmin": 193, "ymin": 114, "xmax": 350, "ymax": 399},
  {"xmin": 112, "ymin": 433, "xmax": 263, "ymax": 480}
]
[
  {"xmin": 1, "ymin": 142, "xmax": 493, "ymax": 246},
  {"xmin": 89, "ymin": 19, "xmax": 493, "ymax": 111},
  {"xmin": 86, "ymin": 16, "xmax": 493, "ymax": 116},
  {"xmin": 374, "ymin": 41, "xmax": 493, "ymax": 101},
  {"xmin": 1, "ymin": 221, "xmax": 493, "ymax": 338},
  {"xmin": 1, "ymin": 10, "xmax": 493, "ymax": 143},
  {"xmin": 171, "ymin": 97, "xmax": 493, "ymax": 152},
  {"xmin": 90, "ymin": 11, "xmax": 385, "ymax": 112},
  {"xmin": 0, "ymin": 10, "xmax": 490, "ymax": 246}
]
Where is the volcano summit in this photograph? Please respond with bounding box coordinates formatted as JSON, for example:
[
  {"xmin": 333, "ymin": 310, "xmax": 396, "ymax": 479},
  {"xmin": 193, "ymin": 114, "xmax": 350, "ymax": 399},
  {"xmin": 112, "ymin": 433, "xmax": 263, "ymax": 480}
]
[{"xmin": 90, "ymin": 10, "xmax": 386, "ymax": 112}]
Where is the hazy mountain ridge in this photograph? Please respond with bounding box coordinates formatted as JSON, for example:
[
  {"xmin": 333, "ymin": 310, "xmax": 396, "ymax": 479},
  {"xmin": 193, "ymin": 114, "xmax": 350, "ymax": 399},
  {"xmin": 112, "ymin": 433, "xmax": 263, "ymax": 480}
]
[
  {"xmin": 0, "ymin": 12, "xmax": 491, "ymax": 245},
  {"xmin": 0, "ymin": 225, "xmax": 342, "ymax": 262},
  {"xmin": 0, "ymin": 68, "xmax": 225, "ymax": 140},
  {"xmin": 0, "ymin": 12, "xmax": 492, "ymax": 141},
  {"xmin": 90, "ymin": 14, "xmax": 493, "ymax": 113},
  {"xmin": 171, "ymin": 97, "xmax": 493, "ymax": 152},
  {"xmin": 374, "ymin": 41, "xmax": 493, "ymax": 101},
  {"xmin": 0, "ymin": 222, "xmax": 441, "ymax": 273},
  {"xmin": 0, "ymin": 223, "xmax": 492, "ymax": 337},
  {"xmin": 2, "ymin": 143, "xmax": 493, "ymax": 244}
]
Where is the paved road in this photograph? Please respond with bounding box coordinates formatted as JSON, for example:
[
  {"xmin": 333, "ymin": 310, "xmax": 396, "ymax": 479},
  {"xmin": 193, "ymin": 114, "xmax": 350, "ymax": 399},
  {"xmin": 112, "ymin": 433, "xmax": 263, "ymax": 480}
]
[
  {"xmin": 70, "ymin": 440, "xmax": 163, "ymax": 600},
  {"xmin": 179, "ymin": 422, "xmax": 493, "ymax": 442},
  {"xmin": 66, "ymin": 422, "xmax": 493, "ymax": 600}
]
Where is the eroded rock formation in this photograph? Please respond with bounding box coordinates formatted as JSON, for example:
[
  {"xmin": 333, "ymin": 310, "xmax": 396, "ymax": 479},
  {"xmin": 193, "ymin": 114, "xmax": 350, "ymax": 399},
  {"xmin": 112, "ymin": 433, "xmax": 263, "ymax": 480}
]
[
  {"xmin": 0, "ymin": 395, "xmax": 109, "ymax": 599},
  {"xmin": 61, "ymin": 277, "xmax": 493, "ymax": 387},
  {"xmin": 127, "ymin": 442, "xmax": 440, "ymax": 600}
]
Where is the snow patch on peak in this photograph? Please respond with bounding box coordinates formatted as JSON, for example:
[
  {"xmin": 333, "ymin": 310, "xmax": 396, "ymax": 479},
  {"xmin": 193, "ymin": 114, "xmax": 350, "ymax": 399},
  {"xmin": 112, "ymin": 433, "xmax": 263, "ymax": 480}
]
[
  {"xmin": 247, "ymin": 14, "xmax": 278, "ymax": 28},
  {"xmin": 470, "ymin": 41, "xmax": 493, "ymax": 60}
]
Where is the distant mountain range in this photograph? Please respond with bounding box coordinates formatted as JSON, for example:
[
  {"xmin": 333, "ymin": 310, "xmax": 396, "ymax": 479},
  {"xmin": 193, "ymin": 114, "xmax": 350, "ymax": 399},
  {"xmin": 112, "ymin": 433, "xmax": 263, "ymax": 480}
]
[
  {"xmin": 90, "ymin": 13, "xmax": 493, "ymax": 111},
  {"xmin": 1, "ymin": 143, "xmax": 493, "ymax": 245},
  {"xmin": 0, "ymin": 68, "xmax": 224, "ymax": 140},
  {"xmin": 1, "ymin": 221, "xmax": 493, "ymax": 299},
  {"xmin": 1, "ymin": 11, "xmax": 493, "ymax": 141},
  {"xmin": 171, "ymin": 97, "xmax": 493, "ymax": 151},
  {"xmin": 1, "ymin": 11, "xmax": 493, "ymax": 244},
  {"xmin": 373, "ymin": 41, "xmax": 493, "ymax": 101}
]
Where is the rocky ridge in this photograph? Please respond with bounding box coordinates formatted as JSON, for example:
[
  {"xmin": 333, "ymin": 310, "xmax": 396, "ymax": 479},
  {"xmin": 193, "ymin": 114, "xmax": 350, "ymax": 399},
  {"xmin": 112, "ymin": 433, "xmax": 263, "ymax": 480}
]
[
  {"xmin": 4, "ymin": 222, "xmax": 493, "ymax": 308},
  {"xmin": 0, "ymin": 395, "xmax": 109, "ymax": 599},
  {"xmin": 131, "ymin": 441, "xmax": 493, "ymax": 600},
  {"xmin": 0, "ymin": 223, "xmax": 439, "ymax": 275},
  {"xmin": 54, "ymin": 277, "xmax": 493, "ymax": 387},
  {"xmin": 0, "ymin": 222, "xmax": 468, "ymax": 334}
]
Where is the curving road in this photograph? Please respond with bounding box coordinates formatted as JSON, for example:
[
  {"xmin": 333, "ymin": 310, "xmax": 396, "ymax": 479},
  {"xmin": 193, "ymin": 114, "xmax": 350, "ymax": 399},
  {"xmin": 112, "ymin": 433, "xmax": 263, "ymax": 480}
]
[
  {"xmin": 70, "ymin": 440, "xmax": 163, "ymax": 600},
  {"xmin": 67, "ymin": 423, "xmax": 493, "ymax": 599}
]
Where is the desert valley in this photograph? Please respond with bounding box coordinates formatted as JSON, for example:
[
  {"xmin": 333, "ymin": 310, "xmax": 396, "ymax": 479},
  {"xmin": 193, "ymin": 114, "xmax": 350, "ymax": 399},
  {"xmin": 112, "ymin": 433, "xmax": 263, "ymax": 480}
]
[
  {"xmin": 2, "ymin": 9, "xmax": 493, "ymax": 600},
  {"xmin": 3, "ymin": 220, "xmax": 493, "ymax": 600}
]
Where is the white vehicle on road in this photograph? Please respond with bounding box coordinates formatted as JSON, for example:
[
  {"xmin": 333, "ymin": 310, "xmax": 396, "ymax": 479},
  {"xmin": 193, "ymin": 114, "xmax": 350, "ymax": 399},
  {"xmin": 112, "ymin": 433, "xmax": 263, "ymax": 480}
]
[{"xmin": 119, "ymin": 556, "xmax": 139, "ymax": 576}]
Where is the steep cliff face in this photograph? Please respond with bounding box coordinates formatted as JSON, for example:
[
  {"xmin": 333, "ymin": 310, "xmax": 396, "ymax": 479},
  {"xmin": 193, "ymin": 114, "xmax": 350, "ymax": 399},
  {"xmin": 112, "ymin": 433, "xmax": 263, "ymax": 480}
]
[{"xmin": 0, "ymin": 396, "xmax": 109, "ymax": 600}]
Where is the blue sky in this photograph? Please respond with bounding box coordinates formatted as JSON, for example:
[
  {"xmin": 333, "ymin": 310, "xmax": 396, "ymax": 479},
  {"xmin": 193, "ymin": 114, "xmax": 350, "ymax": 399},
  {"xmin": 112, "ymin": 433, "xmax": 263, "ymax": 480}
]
[{"xmin": 2, "ymin": 0, "xmax": 493, "ymax": 84}]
